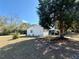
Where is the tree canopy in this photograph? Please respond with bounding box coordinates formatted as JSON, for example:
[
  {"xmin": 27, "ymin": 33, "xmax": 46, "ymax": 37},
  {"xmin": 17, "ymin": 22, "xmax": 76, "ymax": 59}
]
[
  {"xmin": 38, "ymin": 0, "xmax": 79, "ymax": 29},
  {"xmin": 38, "ymin": 0, "xmax": 79, "ymax": 38}
]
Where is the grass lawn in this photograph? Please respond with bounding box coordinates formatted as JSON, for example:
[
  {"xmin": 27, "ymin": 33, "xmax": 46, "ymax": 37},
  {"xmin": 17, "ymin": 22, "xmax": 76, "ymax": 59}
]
[
  {"xmin": 0, "ymin": 35, "xmax": 34, "ymax": 48},
  {"xmin": 0, "ymin": 34, "xmax": 79, "ymax": 59}
]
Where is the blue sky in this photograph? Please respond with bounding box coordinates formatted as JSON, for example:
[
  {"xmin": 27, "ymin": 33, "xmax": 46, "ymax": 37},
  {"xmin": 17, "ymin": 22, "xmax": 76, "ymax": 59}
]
[{"xmin": 0, "ymin": 0, "xmax": 39, "ymax": 24}]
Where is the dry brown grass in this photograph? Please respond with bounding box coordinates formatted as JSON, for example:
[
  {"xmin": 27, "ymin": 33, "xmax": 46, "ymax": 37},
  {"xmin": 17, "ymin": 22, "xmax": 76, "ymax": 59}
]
[
  {"xmin": 0, "ymin": 35, "xmax": 29, "ymax": 48},
  {"xmin": 44, "ymin": 35, "xmax": 54, "ymax": 41},
  {"xmin": 0, "ymin": 34, "xmax": 79, "ymax": 48}
]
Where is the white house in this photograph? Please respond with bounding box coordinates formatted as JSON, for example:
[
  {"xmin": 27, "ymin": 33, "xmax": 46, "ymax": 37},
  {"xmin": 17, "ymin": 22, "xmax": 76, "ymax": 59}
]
[
  {"xmin": 27, "ymin": 25, "xmax": 44, "ymax": 37},
  {"xmin": 27, "ymin": 25, "xmax": 59, "ymax": 37}
]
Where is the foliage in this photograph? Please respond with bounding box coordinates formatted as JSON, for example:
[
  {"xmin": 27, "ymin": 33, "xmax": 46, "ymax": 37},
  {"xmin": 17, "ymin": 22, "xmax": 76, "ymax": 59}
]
[
  {"xmin": 37, "ymin": 0, "xmax": 52, "ymax": 29},
  {"xmin": 17, "ymin": 22, "xmax": 30, "ymax": 34},
  {"xmin": 0, "ymin": 16, "xmax": 19, "ymax": 35},
  {"xmin": 2, "ymin": 27, "xmax": 10, "ymax": 35},
  {"xmin": 0, "ymin": 16, "xmax": 30, "ymax": 35},
  {"xmin": 12, "ymin": 32, "xmax": 20, "ymax": 39},
  {"xmin": 38, "ymin": 0, "xmax": 79, "ymax": 38}
]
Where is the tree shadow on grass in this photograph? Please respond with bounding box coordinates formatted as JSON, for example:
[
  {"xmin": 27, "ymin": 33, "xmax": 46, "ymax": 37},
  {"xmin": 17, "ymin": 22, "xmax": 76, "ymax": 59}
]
[{"xmin": 0, "ymin": 38, "xmax": 79, "ymax": 59}]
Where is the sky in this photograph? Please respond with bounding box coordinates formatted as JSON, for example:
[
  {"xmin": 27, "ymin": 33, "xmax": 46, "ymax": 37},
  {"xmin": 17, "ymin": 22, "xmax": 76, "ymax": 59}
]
[{"xmin": 0, "ymin": 0, "xmax": 39, "ymax": 24}]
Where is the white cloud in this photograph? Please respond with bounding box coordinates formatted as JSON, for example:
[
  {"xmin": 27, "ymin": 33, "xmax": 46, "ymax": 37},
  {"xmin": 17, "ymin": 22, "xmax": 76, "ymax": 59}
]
[{"xmin": 22, "ymin": 20, "xmax": 28, "ymax": 23}]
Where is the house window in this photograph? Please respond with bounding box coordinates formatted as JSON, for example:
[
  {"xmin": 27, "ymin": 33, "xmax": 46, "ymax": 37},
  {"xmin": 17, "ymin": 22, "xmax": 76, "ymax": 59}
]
[{"xmin": 30, "ymin": 30, "xmax": 33, "ymax": 33}]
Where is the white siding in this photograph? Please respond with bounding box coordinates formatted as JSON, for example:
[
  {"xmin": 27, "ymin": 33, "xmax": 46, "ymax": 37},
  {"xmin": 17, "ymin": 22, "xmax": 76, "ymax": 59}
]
[
  {"xmin": 27, "ymin": 25, "xmax": 43, "ymax": 37},
  {"xmin": 43, "ymin": 30, "xmax": 49, "ymax": 37}
]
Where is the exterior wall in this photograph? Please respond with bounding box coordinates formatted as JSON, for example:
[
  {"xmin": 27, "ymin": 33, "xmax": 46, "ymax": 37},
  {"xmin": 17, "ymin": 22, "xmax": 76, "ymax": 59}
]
[
  {"xmin": 27, "ymin": 25, "xmax": 43, "ymax": 37},
  {"xmin": 27, "ymin": 25, "xmax": 59, "ymax": 37},
  {"xmin": 43, "ymin": 30, "xmax": 49, "ymax": 37}
]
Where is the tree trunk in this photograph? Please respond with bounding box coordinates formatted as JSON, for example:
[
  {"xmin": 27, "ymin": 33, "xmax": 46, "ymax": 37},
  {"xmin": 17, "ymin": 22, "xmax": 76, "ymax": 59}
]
[{"xmin": 59, "ymin": 21, "xmax": 64, "ymax": 39}]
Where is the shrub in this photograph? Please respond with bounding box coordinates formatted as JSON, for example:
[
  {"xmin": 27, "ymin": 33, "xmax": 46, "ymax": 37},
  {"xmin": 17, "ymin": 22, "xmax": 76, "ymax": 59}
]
[
  {"xmin": 12, "ymin": 32, "xmax": 20, "ymax": 39},
  {"xmin": 18, "ymin": 30, "xmax": 26, "ymax": 34},
  {"xmin": 1, "ymin": 28, "xmax": 10, "ymax": 35}
]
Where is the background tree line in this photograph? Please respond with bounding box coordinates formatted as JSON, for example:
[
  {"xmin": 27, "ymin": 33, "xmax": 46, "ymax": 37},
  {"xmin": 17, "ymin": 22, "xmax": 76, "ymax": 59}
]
[{"xmin": 0, "ymin": 16, "xmax": 30, "ymax": 35}]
